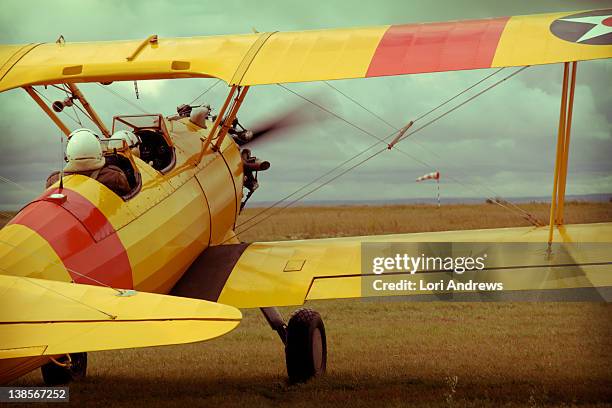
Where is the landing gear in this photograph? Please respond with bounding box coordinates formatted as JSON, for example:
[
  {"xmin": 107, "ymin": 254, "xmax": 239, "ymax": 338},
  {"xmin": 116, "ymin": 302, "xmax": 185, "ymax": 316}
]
[
  {"xmin": 261, "ymin": 307, "xmax": 327, "ymax": 383},
  {"xmin": 286, "ymin": 308, "xmax": 327, "ymax": 383},
  {"xmin": 41, "ymin": 352, "xmax": 87, "ymax": 385}
]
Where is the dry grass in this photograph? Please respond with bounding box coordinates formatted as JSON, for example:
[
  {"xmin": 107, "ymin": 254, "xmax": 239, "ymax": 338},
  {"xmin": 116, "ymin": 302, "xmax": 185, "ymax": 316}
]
[
  {"xmin": 236, "ymin": 201, "xmax": 612, "ymax": 241},
  {"xmin": 6, "ymin": 201, "xmax": 612, "ymax": 407},
  {"xmin": 10, "ymin": 303, "xmax": 612, "ymax": 407}
]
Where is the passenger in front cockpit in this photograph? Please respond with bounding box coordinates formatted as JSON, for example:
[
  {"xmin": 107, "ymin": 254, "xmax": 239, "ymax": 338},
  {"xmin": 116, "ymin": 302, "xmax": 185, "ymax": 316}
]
[{"xmin": 46, "ymin": 128, "xmax": 131, "ymax": 196}]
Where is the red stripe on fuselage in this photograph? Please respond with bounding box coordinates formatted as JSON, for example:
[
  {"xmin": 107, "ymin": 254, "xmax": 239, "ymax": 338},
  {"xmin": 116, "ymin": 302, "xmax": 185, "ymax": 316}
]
[
  {"xmin": 9, "ymin": 188, "xmax": 133, "ymax": 289},
  {"xmin": 366, "ymin": 17, "xmax": 510, "ymax": 77}
]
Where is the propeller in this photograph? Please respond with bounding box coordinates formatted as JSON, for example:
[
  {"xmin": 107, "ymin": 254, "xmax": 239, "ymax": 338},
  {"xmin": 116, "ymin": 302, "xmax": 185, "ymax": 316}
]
[
  {"xmin": 230, "ymin": 97, "xmax": 328, "ymax": 147},
  {"xmin": 229, "ymin": 92, "xmax": 329, "ymax": 207}
]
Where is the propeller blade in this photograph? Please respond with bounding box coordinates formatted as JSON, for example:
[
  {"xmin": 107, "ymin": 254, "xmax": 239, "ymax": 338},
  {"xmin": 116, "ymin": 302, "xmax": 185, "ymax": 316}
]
[{"xmin": 238, "ymin": 96, "xmax": 328, "ymax": 147}]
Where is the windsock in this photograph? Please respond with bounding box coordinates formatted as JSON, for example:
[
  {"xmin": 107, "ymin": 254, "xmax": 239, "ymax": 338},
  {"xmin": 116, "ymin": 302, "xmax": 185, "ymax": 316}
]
[
  {"xmin": 416, "ymin": 171, "xmax": 440, "ymax": 182},
  {"xmin": 415, "ymin": 171, "xmax": 441, "ymax": 208}
]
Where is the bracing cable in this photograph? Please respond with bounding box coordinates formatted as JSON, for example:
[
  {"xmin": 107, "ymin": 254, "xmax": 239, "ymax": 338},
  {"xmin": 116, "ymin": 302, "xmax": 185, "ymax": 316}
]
[{"xmin": 235, "ymin": 66, "xmax": 537, "ymax": 236}]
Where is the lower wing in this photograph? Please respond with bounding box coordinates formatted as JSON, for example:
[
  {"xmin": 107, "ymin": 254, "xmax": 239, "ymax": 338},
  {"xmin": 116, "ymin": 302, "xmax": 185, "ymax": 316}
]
[
  {"xmin": 171, "ymin": 222, "xmax": 612, "ymax": 307},
  {"xmin": 0, "ymin": 274, "xmax": 241, "ymax": 359}
]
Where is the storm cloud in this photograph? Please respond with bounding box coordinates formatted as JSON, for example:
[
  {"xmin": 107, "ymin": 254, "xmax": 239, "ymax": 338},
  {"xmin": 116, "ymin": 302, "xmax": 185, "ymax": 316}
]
[{"xmin": 0, "ymin": 0, "xmax": 610, "ymax": 209}]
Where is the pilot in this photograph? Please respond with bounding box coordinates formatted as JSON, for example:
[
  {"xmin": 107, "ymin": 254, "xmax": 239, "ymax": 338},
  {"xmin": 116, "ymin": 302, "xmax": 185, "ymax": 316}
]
[
  {"xmin": 189, "ymin": 106, "xmax": 210, "ymax": 128},
  {"xmin": 110, "ymin": 130, "xmax": 141, "ymax": 158},
  {"xmin": 46, "ymin": 128, "xmax": 131, "ymax": 196}
]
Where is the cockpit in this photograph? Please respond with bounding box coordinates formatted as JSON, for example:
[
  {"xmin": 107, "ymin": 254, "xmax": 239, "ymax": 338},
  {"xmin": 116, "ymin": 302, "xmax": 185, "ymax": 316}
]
[
  {"xmin": 99, "ymin": 137, "xmax": 141, "ymax": 200},
  {"xmin": 112, "ymin": 114, "xmax": 175, "ymax": 173},
  {"xmin": 95, "ymin": 114, "xmax": 175, "ymax": 200}
]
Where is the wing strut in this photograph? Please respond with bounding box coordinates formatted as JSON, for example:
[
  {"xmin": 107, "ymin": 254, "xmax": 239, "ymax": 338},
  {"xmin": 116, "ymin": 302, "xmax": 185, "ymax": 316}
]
[
  {"xmin": 214, "ymin": 86, "xmax": 250, "ymax": 150},
  {"xmin": 23, "ymin": 86, "xmax": 70, "ymax": 136},
  {"xmin": 197, "ymin": 85, "xmax": 237, "ymax": 163},
  {"xmin": 548, "ymin": 61, "xmax": 577, "ymax": 244},
  {"xmin": 66, "ymin": 83, "xmax": 111, "ymax": 137}
]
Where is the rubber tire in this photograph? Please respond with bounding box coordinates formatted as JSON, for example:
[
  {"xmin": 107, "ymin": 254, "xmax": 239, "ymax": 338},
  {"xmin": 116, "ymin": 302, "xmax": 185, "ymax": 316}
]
[
  {"xmin": 285, "ymin": 308, "xmax": 326, "ymax": 383},
  {"xmin": 41, "ymin": 353, "xmax": 87, "ymax": 386}
]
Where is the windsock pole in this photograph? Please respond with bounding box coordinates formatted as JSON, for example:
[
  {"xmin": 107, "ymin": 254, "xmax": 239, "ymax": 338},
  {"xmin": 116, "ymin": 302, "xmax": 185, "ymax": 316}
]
[{"xmin": 436, "ymin": 178, "xmax": 440, "ymax": 208}]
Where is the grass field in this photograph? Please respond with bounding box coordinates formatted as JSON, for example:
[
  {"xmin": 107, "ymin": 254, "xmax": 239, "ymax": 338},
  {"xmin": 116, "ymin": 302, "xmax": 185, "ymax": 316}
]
[
  {"xmin": 5, "ymin": 202, "xmax": 612, "ymax": 407},
  {"xmin": 235, "ymin": 201, "xmax": 612, "ymax": 241}
]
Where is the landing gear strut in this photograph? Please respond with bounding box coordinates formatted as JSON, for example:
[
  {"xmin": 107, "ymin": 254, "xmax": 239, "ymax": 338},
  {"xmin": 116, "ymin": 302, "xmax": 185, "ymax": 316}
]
[
  {"xmin": 261, "ymin": 307, "xmax": 327, "ymax": 383},
  {"xmin": 41, "ymin": 352, "xmax": 87, "ymax": 385}
]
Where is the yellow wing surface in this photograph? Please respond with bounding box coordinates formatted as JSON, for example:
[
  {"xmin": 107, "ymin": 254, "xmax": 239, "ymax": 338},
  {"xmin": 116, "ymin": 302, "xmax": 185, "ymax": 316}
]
[
  {"xmin": 172, "ymin": 223, "xmax": 612, "ymax": 308},
  {"xmin": 1, "ymin": 9, "xmax": 611, "ymax": 92},
  {"xmin": 0, "ymin": 274, "xmax": 241, "ymax": 359}
]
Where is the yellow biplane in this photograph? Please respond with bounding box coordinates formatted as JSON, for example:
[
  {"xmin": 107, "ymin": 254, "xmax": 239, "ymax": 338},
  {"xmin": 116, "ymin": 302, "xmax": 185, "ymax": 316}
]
[{"xmin": 1, "ymin": 8, "xmax": 611, "ymax": 384}]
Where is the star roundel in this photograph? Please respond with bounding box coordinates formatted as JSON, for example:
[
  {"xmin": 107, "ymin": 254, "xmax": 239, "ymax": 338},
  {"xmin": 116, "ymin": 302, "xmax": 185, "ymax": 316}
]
[{"xmin": 550, "ymin": 9, "xmax": 612, "ymax": 45}]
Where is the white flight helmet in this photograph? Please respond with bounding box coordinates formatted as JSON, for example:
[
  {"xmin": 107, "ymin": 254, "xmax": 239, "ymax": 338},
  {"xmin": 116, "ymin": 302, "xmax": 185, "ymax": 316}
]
[
  {"xmin": 64, "ymin": 128, "xmax": 105, "ymax": 172},
  {"xmin": 189, "ymin": 106, "xmax": 210, "ymax": 128},
  {"xmin": 110, "ymin": 130, "xmax": 141, "ymax": 157}
]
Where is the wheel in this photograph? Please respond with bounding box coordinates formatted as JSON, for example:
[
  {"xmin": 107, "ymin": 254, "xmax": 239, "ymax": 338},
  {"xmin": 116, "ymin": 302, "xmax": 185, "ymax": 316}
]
[
  {"xmin": 285, "ymin": 308, "xmax": 326, "ymax": 383},
  {"xmin": 41, "ymin": 353, "xmax": 87, "ymax": 385}
]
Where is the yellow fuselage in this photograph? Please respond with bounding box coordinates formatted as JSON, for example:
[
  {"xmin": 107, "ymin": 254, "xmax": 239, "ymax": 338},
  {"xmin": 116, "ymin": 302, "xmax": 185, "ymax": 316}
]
[
  {"xmin": 0, "ymin": 116, "xmax": 244, "ymax": 382},
  {"xmin": 0, "ymin": 116, "xmax": 243, "ymax": 294}
]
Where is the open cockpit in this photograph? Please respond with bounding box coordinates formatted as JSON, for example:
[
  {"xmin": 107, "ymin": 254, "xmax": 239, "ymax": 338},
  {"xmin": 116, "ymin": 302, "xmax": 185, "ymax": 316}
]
[{"xmin": 112, "ymin": 114, "xmax": 175, "ymax": 174}]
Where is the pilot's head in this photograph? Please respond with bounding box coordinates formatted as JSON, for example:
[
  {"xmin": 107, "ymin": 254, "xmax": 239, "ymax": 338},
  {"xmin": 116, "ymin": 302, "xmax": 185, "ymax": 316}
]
[
  {"xmin": 189, "ymin": 106, "xmax": 210, "ymax": 128},
  {"xmin": 64, "ymin": 128, "xmax": 105, "ymax": 173},
  {"xmin": 110, "ymin": 130, "xmax": 141, "ymax": 158}
]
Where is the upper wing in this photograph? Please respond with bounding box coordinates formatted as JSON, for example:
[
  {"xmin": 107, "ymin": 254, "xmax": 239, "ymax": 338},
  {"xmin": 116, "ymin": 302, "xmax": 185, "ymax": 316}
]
[
  {"xmin": 0, "ymin": 274, "xmax": 241, "ymax": 359},
  {"xmin": 1, "ymin": 9, "xmax": 611, "ymax": 92},
  {"xmin": 171, "ymin": 222, "xmax": 612, "ymax": 307}
]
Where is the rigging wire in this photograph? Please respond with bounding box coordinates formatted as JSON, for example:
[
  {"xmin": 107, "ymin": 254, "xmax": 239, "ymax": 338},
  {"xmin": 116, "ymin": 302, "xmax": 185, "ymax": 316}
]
[
  {"xmin": 237, "ymin": 71, "xmax": 507, "ymax": 228},
  {"xmin": 188, "ymin": 79, "xmax": 222, "ymax": 105},
  {"xmin": 413, "ymin": 68, "xmax": 505, "ymax": 122},
  {"xmin": 0, "ymin": 173, "xmax": 130, "ymax": 303},
  {"xmin": 59, "ymin": 84, "xmax": 84, "ymax": 126},
  {"xmin": 385, "ymin": 66, "xmax": 542, "ymax": 224},
  {"xmin": 0, "ymin": 175, "xmax": 28, "ymax": 190},
  {"xmin": 237, "ymin": 66, "xmax": 535, "ymax": 233},
  {"xmin": 236, "ymin": 140, "xmax": 382, "ymax": 228},
  {"xmin": 96, "ymin": 83, "xmax": 152, "ymax": 114},
  {"xmin": 32, "ymin": 87, "xmax": 82, "ymax": 127},
  {"xmin": 238, "ymin": 69, "xmax": 525, "ymax": 229},
  {"xmin": 70, "ymin": 101, "xmax": 96, "ymax": 124},
  {"xmin": 279, "ymin": 84, "xmax": 394, "ymax": 147},
  {"xmin": 233, "ymin": 149, "xmax": 386, "ymax": 239},
  {"xmin": 0, "ymin": 172, "xmax": 131, "ymax": 297},
  {"xmin": 48, "ymin": 83, "xmax": 91, "ymax": 125},
  {"xmin": 0, "ymin": 237, "xmax": 124, "ymax": 295},
  {"xmin": 338, "ymin": 66, "xmax": 539, "ymax": 223},
  {"xmin": 71, "ymin": 103, "xmax": 83, "ymax": 126},
  {"xmin": 99, "ymin": 79, "xmax": 220, "ymax": 118},
  {"xmin": 0, "ymin": 175, "xmax": 124, "ymax": 313},
  {"xmin": 39, "ymin": 84, "xmax": 94, "ymax": 128},
  {"xmin": 235, "ymin": 81, "xmax": 399, "ymax": 229},
  {"xmin": 323, "ymin": 67, "xmax": 504, "ymax": 130},
  {"xmin": 324, "ymin": 80, "xmax": 399, "ymax": 130},
  {"xmin": 0, "ymin": 172, "xmax": 123, "ymax": 293},
  {"xmin": 323, "ymin": 75, "xmax": 531, "ymax": 220},
  {"xmin": 43, "ymin": 85, "xmax": 95, "ymax": 126},
  {"xmin": 0, "ymin": 265, "xmax": 117, "ymax": 320}
]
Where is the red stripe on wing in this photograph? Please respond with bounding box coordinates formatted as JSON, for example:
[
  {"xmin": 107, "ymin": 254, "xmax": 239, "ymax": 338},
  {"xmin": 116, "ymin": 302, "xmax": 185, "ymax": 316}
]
[
  {"xmin": 9, "ymin": 188, "xmax": 133, "ymax": 289},
  {"xmin": 366, "ymin": 17, "xmax": 510, "ymax": 77}
]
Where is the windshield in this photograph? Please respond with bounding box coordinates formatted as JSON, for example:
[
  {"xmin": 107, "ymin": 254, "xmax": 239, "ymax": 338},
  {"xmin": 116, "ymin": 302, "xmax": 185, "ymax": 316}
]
[{"xmin": 112, "ymin": 114, "xmax": 163, "ymax": 133}]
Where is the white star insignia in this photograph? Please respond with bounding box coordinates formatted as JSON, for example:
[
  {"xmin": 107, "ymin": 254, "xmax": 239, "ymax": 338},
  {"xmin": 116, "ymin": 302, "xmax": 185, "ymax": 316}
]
[{"xmin": 558, "ymin": 14, "xmax": 612, "ymax": 43}]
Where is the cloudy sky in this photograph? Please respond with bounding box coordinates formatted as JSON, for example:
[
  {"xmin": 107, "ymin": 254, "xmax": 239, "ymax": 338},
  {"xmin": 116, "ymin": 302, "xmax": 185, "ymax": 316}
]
[{"xmin": 0, "ymin": 0, "xmax": 610, "ymax": 209}]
